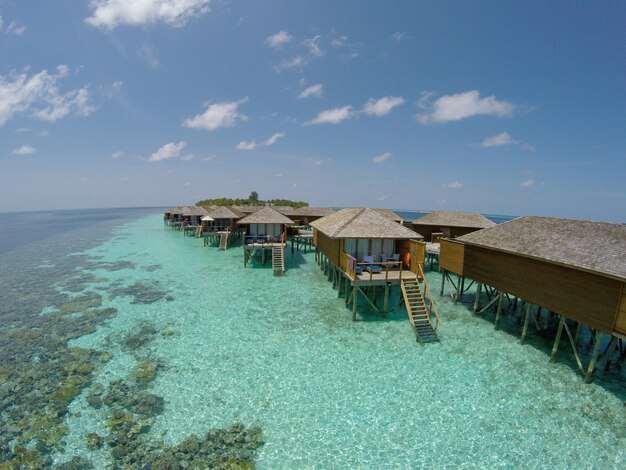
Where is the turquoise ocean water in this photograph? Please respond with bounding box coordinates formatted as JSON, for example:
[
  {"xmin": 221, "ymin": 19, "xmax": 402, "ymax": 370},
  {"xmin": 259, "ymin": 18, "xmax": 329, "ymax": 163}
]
[{"xmin": 0, "ymin": 209, "xmax": 624, "ymax": 468}]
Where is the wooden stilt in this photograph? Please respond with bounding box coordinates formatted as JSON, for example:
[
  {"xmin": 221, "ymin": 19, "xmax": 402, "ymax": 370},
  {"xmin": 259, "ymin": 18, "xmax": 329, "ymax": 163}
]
[
  {"xmin": 584, "ymin": 331, "xmax": 604, "ymax": 383},
  {"xmin": 603, "ymin": 336, "xmax": 618, "ymax": 371},
  {"xmin": 383, "ymin": 283, "xmax": 390, "ymax": 315},
  {"xmin": 574, "ymin": 322, "xmax": 583, "ymax": 343},
  {"xmin": 454, "ymin": 275, "xmax": 461, "ymax": 304},
  {"xmin": 521, "ymin": 303, "xmax": 532, "ymax": 343},
  {"xmin": 550, "ymin": 316, "xmax": 565, "ymax": 361},
  {"xmin": 494, "ymin": 291, "xmax": 504, "ymax": 330},
  {"xmin": 473, "ymin": 283, "xmax": 482, "ymax": 314},
  {"xmin": 337, "ymin": 273, "xmax": 343, "ymax": 298},
  {"xmin": 345, "ymin": 282, "xmax": 350, "ymax": 305},
  {"xmin": 355, "ymin": 286, "xmax": 379, "ymax": 313},
  {"xmin": 440, "ymin": 269, "xmax": 446, "ymax": 296},
  {"xmin": 352, "ymin": 287, "xmax": 357, "ymax": 321}
]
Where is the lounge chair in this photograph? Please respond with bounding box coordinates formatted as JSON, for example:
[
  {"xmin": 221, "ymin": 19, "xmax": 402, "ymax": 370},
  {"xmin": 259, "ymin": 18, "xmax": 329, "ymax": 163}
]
[
  {"xmin": 389, "ymin": 253, "xmax": 401, "ymax": 268},
  {"xmin": 363, "ymin": 255, "xmax": 382, "ymax": 273}
]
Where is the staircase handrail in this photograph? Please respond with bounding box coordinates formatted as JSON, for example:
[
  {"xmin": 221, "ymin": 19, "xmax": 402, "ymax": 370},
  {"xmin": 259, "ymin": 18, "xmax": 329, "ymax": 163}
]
[{"xmin": 418, "ymin": 264, "xmax": 441, "ymax": 329}]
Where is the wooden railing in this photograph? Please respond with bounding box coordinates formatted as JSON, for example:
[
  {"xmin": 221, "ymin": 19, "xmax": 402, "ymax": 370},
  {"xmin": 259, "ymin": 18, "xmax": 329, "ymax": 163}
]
[
  {"xmin": 341, "ymin": 253, "xmax": 405, "ymax": 281},
  {"xmin": 244, "ymin": 235, "xmax": 284, "ymax": 246},
  {"xmin": 418, "ymin": 263, "xmax": 441, "ymax": 329}
]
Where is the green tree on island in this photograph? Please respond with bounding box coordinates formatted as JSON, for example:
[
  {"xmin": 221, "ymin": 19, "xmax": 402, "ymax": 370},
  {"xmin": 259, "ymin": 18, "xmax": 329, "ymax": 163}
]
[{"xmin": 196, "ymin": 192, "xmax": 308, "ymax": 208}]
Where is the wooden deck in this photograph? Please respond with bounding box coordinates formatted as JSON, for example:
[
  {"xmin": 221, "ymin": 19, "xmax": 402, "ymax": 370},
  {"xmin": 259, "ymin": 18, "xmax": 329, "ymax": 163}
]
[
  {"xmin": 244, "ymin": 242, "xmax": 286, "ymax": 248},
  {"xmin": 350, "ymin": 269, "xmax": 418, "ymax": 286}
]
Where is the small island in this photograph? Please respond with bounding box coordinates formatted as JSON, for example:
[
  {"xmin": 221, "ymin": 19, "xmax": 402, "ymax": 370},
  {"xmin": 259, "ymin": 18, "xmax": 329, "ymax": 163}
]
[{"xmin": 196, "ymin": 191, "xmax": 308, "ymax": 209}]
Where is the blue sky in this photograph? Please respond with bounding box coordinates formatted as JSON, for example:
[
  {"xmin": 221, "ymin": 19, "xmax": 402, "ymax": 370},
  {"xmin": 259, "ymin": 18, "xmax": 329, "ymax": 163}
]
[{"xmin": 0, "ymin": 1, "xmax": 624, "ymax": 221}]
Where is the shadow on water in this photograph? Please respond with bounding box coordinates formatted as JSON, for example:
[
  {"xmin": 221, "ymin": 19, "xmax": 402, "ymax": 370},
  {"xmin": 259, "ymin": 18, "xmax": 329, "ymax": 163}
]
[{"xmin": 450, "ymin": 286, "xmax": 626, "ymax": 402}]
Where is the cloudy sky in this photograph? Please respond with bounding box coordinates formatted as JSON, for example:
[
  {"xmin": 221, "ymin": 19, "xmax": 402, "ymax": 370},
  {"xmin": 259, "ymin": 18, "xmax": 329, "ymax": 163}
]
[{"xmin": 0, "ymin": 1, "xmax": 624, "ymax": 221}]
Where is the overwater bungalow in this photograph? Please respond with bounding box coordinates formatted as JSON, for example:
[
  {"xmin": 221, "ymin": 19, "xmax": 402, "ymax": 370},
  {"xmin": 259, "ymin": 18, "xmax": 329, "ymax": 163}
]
[
  {"xmin": 372, "ymin": 208, "xmax": 405, "ymax": 224},
  {"xmin": 439, "ymin": 216, "xmax": 626, "ymax": 380},
  {"xmin": 163, "ymin": 206, "xmax": 181, "ymax": 225},
  {"xmin": 310, "ymin": 208, "xmax": 439, "ymax": 342},
  {"xmin": 233, "ymin": 205, "xmax": 263, "ymax": 215},
  {"xmin": 179, "ymin": 206, "xmax": 208, "ymax": 236},
  {"xmin": 285, "ymin": 207, "xmax": 335, "ymax": 252},
  {"xmin": 236, "ymin": 207, "xmax": 295, "ymax": 275},
  {"xmin": 410, "ymin": 211, "xmax": 496, "ymax": 241},
  {"xmin": 202, "ymin": 206, "xmax": 244, "ymax": 249},
  {"xmin": 409, "ymin": 211, "xmax": 497, "ymax": 268},
  {"xmin": 291, "ymin": 207, "xmax": 335, "ymax": 226},
  {"xmin": 166, "ymin": 206, "xmax": 194, "ymax": 230}
]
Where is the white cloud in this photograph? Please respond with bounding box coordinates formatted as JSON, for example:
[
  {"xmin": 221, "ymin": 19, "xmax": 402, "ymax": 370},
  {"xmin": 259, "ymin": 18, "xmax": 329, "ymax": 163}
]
[
  {"xmin": 418, "ymin": 90, "xmax": 516, "ymax": 124},
  {"xmin": 184, "ymin": 182, "xmax": 192, "ymax": 186},
  {"xmin": 181, "ymin": 154, "xmax": 194, "ymax": 161},
  {"xmin": 372, "ymin": 152, "xmax": 392, "ymax": 163},
  {"xmin": 119, "ymin": 176, "xmax": 129, "ymax": 182},
  {"xmin": 183, "ymin": 98, "xmax": 247, "ymax": 131},
  {"xmin": 298, "ymin": 84, "xmax": 323, "ymax": 99},
  {"xmin": 331, "ymin": 35, "xmax": 347, "ymax": 47},
  {"xmin": 444, "ymin": 181, "xmax": 464, "ymax": 189},
  {"xmin": 479, "ymin": 132, "xmax": 516, "ymax": 147},
  {"xmin": 303, "ymin": 35, "xmax": 323, "ymax": 57},
  {"xmin": 11, "ymin": 144, "xmax": 36, "ymax": 155},
  {"xmin": 276, "ymin": 56, "xmax": 307, "ymax": 71},
  {"xmin": 391, "ymin": 31, "xmax": 408, "ymax": 41},
  {"xmin": 265, "ymin": 132, "xmax": 286, "ymax": 146},
  {"xmin": 237, "ymin": 131, "xmax": 286, "ymax": 150},
  {"xmin": 147, "ymin": 141, "xmax": 186, "ymax": 162},
  {"xmin": 201, "ymin": 155, "xmax": 215, "ymax": 161},
  {"xmin": 0, "ymin": 15, "xmax": 3, "ymax": 31},
  {"xmin": 304, "ymin": 106, "xmax": 353, "ymax": 126},
  {"xmin": 138, "ymin": 44, "xmax": 161, "ymax": 68},
  {"xmin": 305, "ymin": 157, "xmax": 324, "ymax": 166},
  {"xmin": 6, "ymin": 21, "xmax": 25, "ymax": 35},
  {"xmin": 363, "ymin": 96, "xmax": 405, "ymax": 116},
  {"xmin": 521, "ymin": 143, "xmax": 535, "ymax": 152},
  {"xmin": 265, "ymin": 30, "xmax": 292, "ymax": 48},
  {"xmin": 86, "ymin": 0, "xmax": 210, "ymax": 29},
  {"xmin": 236, "ymin": 140, "xmax": 257, "ymax": 150},
  {"xmin": 0, "ymin": 66, "xmax": 94, "ymax": 127},
  {"xmin": 111, "ymin": 150, "xmax": 124, "ymax": 159},
  {"xmin": 520, "ymin": 179, "xmax": 535, "ymax": 188}
]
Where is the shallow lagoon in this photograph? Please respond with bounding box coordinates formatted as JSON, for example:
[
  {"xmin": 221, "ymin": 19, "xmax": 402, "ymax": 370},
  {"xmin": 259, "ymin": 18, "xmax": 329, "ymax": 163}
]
[{"xmin": 1, "ymin": 211, "xmax": 624, "ymax": 468}]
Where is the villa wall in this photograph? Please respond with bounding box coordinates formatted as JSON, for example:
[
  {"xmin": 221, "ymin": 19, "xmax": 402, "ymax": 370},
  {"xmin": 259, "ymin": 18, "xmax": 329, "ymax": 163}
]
[
  {"xmin": 463, "ymin": 245, "xmax": 622, "ymax": 334},
  {"xmin": 440, "ymin": 239, "xmax": 466, "ymax": 276},
  {"xmin": 314, "ymin": 231, "xmax": 341, "ymax": 266},
  {"xmin": 615, "ymin": 284, "xmax": 626, "ymax": 335}
]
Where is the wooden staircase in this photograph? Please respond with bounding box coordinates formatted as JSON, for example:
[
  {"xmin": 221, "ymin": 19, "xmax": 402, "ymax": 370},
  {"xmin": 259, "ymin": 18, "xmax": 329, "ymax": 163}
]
[
  {"xmin": 219, "ymin": 232, "xmax": 228, "ymax": 250},
  {"xmin": 401, "ymin": 279, "xmax": 439, "ymax": 343},
  {"xmin": 272, "ymin": 246, "xmax": 285, "ymax": 276}
]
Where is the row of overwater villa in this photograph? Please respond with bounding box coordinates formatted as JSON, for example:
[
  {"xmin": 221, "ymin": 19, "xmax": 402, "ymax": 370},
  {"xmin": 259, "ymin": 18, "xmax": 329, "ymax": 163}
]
[{"xmin": 163, "ymin": 204, "xmax": 626, "ymax": 383}]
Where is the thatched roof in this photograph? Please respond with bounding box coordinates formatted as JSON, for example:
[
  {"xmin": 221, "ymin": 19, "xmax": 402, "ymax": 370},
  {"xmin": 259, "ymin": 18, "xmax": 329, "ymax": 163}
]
[
  {"xmin": 293, "ymin": 206, "xmax": 335, "ymax": 217},
  {"xmin": 457, "ymin": 216, "xmax": 626, "ymax": 281},
  {"xmin": 169, "ymin": 206, "xmax": 193, "ymax": 215},
  {"xmin": 185, "ymin": 206, "xmax": 209, "ymax": 217},
  {"xmin": 412, "ymin": 211, "xmax": 496, "ymax": 229},
  {"xmin": 233, "ymin": 205, "xmax": 263, "ymax": 214},
  {"xmin": 310, "ymin": 208, "xmax": 422, "ymax": 239},
  {"xmin": 372, "ymin": 208, "xmax": 403, "ymax": 222},
  {"xmin": 164, "ymin": 206, "xmax": 180, "ymax": 213},
  {"xmin": 236, "ymin": 206, "xmax": 295, "ymax": 225},
  {"xmin": 207, "ymin": 206, "xmax": 244, "ymax": 219}
]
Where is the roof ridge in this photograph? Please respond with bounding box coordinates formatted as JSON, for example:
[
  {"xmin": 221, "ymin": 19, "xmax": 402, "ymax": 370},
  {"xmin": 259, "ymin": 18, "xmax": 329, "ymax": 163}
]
[{"xmin": 332, "ymin": 208, "xmax": 366, "ymax": 237}]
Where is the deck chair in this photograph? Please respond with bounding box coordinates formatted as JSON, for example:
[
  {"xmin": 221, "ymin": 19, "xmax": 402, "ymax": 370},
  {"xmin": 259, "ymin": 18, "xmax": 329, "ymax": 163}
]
[
  {"xmin": 363, "ymin": 255, "xmax": 382, "ymax": 273},
  {"xmin": 389, "ymin": 253, "xmax": 400, "ymax": 268}
]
